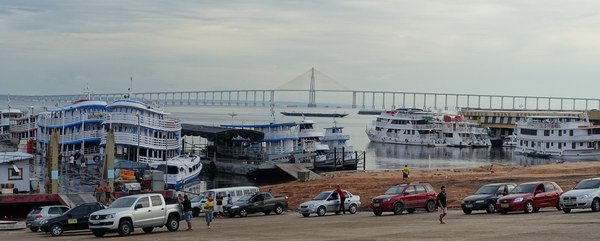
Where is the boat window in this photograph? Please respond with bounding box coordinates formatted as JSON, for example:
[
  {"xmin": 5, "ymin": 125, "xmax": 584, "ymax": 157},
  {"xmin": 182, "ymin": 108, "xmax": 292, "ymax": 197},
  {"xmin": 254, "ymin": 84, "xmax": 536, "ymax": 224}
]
[
  {"xmin": 544, "ymin": 130, "xmax": 549, "ymax": 136},
  {"xmin": 570, "ymin": 130, "xmax": 573, "ymax": 136},
  {"xmin": 189, "ymin": 168, "xmax": 192, "ymax": 173},
  {"xmin": 572, "ymin": 143, "xmax": 576, "ymax": 149}
]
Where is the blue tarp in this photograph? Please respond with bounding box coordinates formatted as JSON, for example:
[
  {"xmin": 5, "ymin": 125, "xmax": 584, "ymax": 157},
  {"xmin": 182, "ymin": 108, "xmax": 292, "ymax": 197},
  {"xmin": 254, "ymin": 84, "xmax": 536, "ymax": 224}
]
[{"xmin": 114, "ymin": 159, "xmax": 149, "ymax": 170}]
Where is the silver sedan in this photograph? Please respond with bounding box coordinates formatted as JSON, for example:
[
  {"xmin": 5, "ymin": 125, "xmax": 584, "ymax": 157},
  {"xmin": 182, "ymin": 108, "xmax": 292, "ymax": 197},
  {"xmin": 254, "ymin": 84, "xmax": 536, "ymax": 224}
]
[{"xmin": 298, "ymin": 190, "xmax": 361, "ymax": 217}]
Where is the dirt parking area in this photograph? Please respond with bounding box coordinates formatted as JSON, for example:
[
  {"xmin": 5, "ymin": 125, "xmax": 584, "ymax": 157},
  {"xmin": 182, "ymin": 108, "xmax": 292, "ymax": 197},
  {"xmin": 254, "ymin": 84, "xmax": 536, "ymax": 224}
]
[{"xmin": 4, "ymin": 208, "xmax": 600, "ymax": 241}]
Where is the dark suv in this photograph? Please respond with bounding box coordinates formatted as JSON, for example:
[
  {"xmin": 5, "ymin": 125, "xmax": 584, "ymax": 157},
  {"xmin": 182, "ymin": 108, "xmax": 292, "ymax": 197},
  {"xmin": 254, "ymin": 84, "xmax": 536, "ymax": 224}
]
[
  {"xmin": 461, "ymin": 183, "xmax": 516, "ymax": 214},
  {"xmin": 40, "ymin": 203, "xmax": 105, "ymax": 236},
  {"xmin": 370, "ymin": 182, "xmax": 437, "ymax": 216}
]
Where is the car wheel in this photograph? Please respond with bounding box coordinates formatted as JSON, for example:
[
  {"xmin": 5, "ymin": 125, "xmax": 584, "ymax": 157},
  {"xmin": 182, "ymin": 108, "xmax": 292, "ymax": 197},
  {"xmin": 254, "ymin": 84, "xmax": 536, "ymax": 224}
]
[
  {"xmin": 393, "ymin": 202, "xmax": 404, "ymax": 215},
  {"xmin": 142, "ymin": 227, "xmax": 154, "ymax": 233},
  {"xmin": 500, "ymin": 209, "xmax": 508, "ymax": 214},
  {"xmin": 166, "ymin": 214, "xmax": 180, "ymax": 232},
  {"xmin": 317, "ymin": 206, "xmax": 327, "ymax": 216},
  {"xmin": 50, "ymin": 224, "xmax": 63, "ymax": 236},
  {"xmin": 240, "ymin": 208, "xmax": 248, "ymax": 217},
  {"xmin": 192, "ymin": 207, "xmax": 201, "ymax": 217},
  {"xmin": 118, "ymin": 220, "xmax": 133, "ymax": 237},
  {"xmin": 592, "ymin": 198, "xmax": 600, "ymax": 212},
  {"xmin": 302, "ymin": 213, "xmax": 310, "ymax": 217},
  {"xmin": 29, "ymin": 227, "xmax": 39, "ymax": 232},
  {"xmin": 524, "ymin": 201, "xmax": 534, "ymax": 214},
  {"xmin": 462, "ymin": 209, "xmax": 472, "ymax": 214},
  {"xmin": 275, "ymin": 205, "xmax": 284, "ymax": 215},
  {"xmin": 349, "ymin": 204, "xmax": 358, "ymax": 214},
  {"xmin": 563, "ymin": 208, "xmax": 571, "ymax": 213},
  {"xmin": 425, "ymin": 200, "xmax": 435, "ymax": 212},
  {"xmin": 555, "ymin": 201, "xmax": 562, "ymax": 211},
  {"xmin": 92, "ymin": 229, "xmax": 106, "ymax": 237},
  {"xmin": 486, "ymin": 202, "xmax": 496, "ymax": 213}
]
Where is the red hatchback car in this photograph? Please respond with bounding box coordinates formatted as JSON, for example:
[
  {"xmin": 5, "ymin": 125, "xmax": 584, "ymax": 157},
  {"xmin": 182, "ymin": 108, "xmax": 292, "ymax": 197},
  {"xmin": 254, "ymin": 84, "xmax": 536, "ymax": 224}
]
[
  {"xmin": 496, "ymin": 181, "xmax": 563, "ymax": 214},
  {"xmin": 370, "ymin": 183, "xmax": 437, "ymax": 216}
]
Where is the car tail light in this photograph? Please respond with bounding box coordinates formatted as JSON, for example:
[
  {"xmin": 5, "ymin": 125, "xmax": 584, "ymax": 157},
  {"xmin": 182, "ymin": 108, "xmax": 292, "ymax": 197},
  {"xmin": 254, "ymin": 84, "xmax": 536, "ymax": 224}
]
[
  {"xmin": 285, "ymin": 196, "xmax": 289, "ymax": 200},
  {"xmin": 36, "ymin": 215, "xmax": 43, "ymax": 219}
]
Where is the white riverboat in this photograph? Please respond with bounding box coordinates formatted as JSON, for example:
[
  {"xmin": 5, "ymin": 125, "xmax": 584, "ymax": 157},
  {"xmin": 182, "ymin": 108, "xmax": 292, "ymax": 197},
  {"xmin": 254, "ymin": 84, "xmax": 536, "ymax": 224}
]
[
  {"xmin": 1, "ymin": 108, "xmax": 23, "ymax": 142},
  {"xmin": 36, "ymin": 99, "xmax": 108, "ymax": 162},
  {"xmin": 297, "ymin": 119, "xmax": 329, "ymax": 162},
  {"xmin": 317, "ymin": 122, "xmax": 356, "ymax": 169},
  {"xmin": 437, "ymin": 115, "xmax": 492, "ymax": 148},
  {"xmin": 514, "ymin": 115, "xmax": 600, "ymax": 158},
  {"xmin": 102, "ymin": 99, "xmax": 182, "ymax": 163},
  {"xmin": 148, "ymin": 155, "xmax": 202, "ymax": 191},
  {"xmin": 366, "ymin": 108, "xmax": 446, "ymax": 147}
]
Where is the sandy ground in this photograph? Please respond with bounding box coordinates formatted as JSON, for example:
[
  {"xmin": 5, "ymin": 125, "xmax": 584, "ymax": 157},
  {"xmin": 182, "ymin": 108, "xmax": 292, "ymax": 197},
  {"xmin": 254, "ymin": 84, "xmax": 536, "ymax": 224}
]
[
  {"xmin": 264, "ymin": 162, "xmax": 600, "ymax": 210},
  {"xmin": 5, "ymin": 209, "xmax": 600, "ymax": 241}
]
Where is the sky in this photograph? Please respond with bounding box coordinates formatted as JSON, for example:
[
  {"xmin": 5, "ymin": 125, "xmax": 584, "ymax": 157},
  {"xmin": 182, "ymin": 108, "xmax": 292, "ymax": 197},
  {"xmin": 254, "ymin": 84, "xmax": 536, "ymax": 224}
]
[{"xmin": 1, "ymin": 0, "xmax": 600, "ymax": 99}]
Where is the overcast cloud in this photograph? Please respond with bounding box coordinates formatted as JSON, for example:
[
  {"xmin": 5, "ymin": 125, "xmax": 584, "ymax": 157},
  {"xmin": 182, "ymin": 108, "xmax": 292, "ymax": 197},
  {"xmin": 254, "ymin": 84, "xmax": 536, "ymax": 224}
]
[{"xmin": 1, "ymin": 0, "xmax": 600, "ymax": 98}]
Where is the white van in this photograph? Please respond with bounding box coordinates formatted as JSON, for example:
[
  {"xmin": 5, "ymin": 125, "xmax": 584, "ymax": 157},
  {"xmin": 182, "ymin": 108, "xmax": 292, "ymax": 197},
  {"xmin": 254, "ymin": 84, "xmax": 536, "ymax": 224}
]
[{"xmin": 190, "ymin": 186, "xmax": 259, "ymax": 216}]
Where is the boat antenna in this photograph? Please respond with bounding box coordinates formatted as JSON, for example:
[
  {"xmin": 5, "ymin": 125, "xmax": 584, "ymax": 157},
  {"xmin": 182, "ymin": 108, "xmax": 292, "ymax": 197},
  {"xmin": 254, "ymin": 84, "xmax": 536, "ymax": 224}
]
[
  {"xmin": 332, "ymin": 116, "xmax": 337, "ymax": 127},
  {"xmin": 127, "ymin": 76, "xmax": 133, "ymax": 99},
  {"xmin": 7, "ymin": 95, "xmax": 10, "ymax": 110}
]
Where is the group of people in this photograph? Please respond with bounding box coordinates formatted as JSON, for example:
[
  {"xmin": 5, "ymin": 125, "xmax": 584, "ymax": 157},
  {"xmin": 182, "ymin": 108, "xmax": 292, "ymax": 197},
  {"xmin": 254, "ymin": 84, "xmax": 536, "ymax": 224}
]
[
  {"xmin": 179, "ymin": 192, "xmax": 235, "ymax": 231},
  {"xmin": 93, "ymin": 183, "xmax": 113, "ymax": 205}
]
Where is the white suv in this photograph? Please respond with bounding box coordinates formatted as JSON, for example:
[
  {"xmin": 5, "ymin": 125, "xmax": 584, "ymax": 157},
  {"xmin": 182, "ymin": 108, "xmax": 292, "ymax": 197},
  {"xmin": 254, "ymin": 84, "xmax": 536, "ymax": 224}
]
[{"xmin": 560, "ymin": 178, "xmax": 600, "ymax": 213}]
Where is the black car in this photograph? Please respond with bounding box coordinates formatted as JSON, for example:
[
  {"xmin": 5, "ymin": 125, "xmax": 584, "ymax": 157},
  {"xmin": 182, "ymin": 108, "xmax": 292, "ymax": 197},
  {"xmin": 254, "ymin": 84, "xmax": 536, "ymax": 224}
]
[
  {"xmin": 461, "ymin": 183, "xmax": 516, "ymax": 214},
  {"xmin": 40, "ymin": 203, "xmax": 105, "ymax": 236}
]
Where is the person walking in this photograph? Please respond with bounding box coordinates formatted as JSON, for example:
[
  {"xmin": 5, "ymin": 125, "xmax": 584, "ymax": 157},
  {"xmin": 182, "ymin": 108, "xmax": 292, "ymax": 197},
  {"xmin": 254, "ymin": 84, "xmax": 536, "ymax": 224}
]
[
  {"xmin": 68, "ymin": 154, "xmax": 75, "ymax": 172},
  {"xmin": 437, "ymin": 185, "xmax": 448, "ymax": 224},
  {"xmin": 215, "ymin": 193, "xmax": 224, "ymax": 218},
  {"xmin": 80, "ymin": 159, "xmax": 87, "ymax": 175},
  {"xmin": 335, "ymin": 185, "xmax": 346, "ymax": 214},
  {"xmin": 203, "ymin": 193, "xmax": 214, "ymax": 229},
  {"xmin": 402, "ymin": 165, "xmax": 410, "ymax": 182},
  {"xmin": 94, "ymin": 184, "xmax": 103, "ymax": 203},
  {"xmin": 104, "ymin": 183, "xmax": 112, "ymax": 205},
  {"xmin": 226, "ymin": 193, "xmax": 233, "ymax": 212},
  {"xmin": 178, "ymin": 194, "xmax": 184, "ymax": 204},
  {"xmin": 182, "ymin": 195, "xmax": 193, "ymax": 231}
]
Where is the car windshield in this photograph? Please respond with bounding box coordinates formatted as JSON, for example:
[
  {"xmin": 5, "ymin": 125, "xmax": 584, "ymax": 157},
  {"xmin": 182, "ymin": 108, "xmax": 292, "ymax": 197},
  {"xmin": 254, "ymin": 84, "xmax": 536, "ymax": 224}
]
[
  {"xmin": 475, "ymin": 185, "xmax": 498, "ymax": 195},
  {"xmin": 384, "ymin": 185, "xmax": 406, "ymax": 195},
  {"xmin": 313, "ymin": 192, "xmax": 331, "ymax": 200},
  {"xmin": 510, "ymin": 184, "xmax": 537, "ymax": 194},
  {"xmin": 574, "ymin": 179, "xmax": 600, "ymax": 190},
  {"xmin": 191, "ymin": 195, "xmax": 205, "ymax": 202},
  {"xmin": 109, "ymin": 197, "xmax": 137, "ymax": 208},
  {"xmin": 237, "ymin": 194, "xmax": 253, "ymax": 202}
]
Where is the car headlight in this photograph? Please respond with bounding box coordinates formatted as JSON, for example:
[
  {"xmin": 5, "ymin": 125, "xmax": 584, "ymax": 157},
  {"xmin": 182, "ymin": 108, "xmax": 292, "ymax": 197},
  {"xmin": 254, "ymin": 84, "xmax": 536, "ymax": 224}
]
[
  {"xmin": 475, "ymin": 200, "xmax": 485, "ymax": 204},
  {"xmin": 383, "ymin": 198, "xmax": 392, "ymax": 202},
  {"xmin": 578, "ymin": 194, "xmax": 592, "ymax": 200},
  {"xmin": 308, "ymin": 204, "xmax": 314, "ymax": 208},
  {"xmin": 513, "ymin": 197, "xmax": 524, "ymax": 203},
  {"xmin": 105, "ymin": 214, "xmax": 115, "ymax": 219},
  {"xmin": 231, "ymin": 205, "xmax": 239, "ymax": 209}
]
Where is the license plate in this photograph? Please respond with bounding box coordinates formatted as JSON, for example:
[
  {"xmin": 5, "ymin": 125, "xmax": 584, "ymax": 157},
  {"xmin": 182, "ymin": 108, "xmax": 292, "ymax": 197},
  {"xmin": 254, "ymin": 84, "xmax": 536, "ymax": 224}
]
[
  {"xmin": 465, "ymin": 204, "xmax": 473, "ymax": 208},
  {"xmin": 501, "ymin": 204, "xmax": 509, "ymax": 208},
  {"xmin": 68, "ymin": 219, "xmax": 78, "ymax": 224},
  {"xmin": 374, "ymin": 203, "xmax": 380, "ymax": 207},
  {"xmin": 91, "ymin": 221, "xmax": 99, "ymax": 224}
]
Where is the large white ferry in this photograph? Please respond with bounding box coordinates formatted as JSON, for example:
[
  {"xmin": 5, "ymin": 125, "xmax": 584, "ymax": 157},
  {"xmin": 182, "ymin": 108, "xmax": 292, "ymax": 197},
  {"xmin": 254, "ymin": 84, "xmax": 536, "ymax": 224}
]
[
  {"xmin": 102, "ymin": 99, "xmax": 181, "ymax": 163},
  {"xmin": 148, "ymin": 155, "xmax": 202, "ymax": 191},
  {"xmin": 514, "ymin": 115, "xmax": 600, "ymax": 158},
  {"xmin": 366, "ymin": 108, "xmax": 446, "ymax": 146},
  {"xmin": 36, "ymin": 99, "xmax": 108, "ymax": 162}
]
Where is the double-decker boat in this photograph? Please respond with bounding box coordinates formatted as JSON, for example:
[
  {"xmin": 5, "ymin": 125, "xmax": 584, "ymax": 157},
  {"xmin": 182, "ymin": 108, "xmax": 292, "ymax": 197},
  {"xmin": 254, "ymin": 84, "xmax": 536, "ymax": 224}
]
[
  {"xmin": 1, "ymin": 108, "xmax": 23, "ymax": 143},
  {"xmin": 366, "ymin": 108, "xmax": 446, "ymax": 146},
  {"xmin": 437, "ymin": 115, "xmax": 492, "ymax": 148},
  {"xmin": 514, "ymin": 115, "xmax": 600, "ymax": 158},
  {"xmin": 36, "ymin": 99, "xmax": 108, "ymax": 162}
]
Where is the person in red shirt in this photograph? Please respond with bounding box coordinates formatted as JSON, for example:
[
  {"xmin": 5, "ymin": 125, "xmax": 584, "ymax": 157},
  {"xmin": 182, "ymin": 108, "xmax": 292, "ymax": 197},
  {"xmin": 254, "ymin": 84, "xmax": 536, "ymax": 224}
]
[{"xmin": 335, "ymin": 185, "xmax": 346, "ymax": 214}]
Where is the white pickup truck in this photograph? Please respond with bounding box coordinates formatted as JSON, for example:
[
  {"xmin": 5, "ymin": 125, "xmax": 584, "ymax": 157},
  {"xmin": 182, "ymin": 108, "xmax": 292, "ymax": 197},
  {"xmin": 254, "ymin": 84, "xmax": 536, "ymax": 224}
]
[{"xmin": 88, "ymin": 194, "xmax": 182, "ymax": 237}]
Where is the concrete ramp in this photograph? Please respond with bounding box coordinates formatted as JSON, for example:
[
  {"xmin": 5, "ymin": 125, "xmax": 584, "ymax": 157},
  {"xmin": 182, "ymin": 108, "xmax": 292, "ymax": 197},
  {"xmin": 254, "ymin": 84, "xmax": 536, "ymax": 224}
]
[
  {"xmin": 275, "ymin": 163, "xmax": 323, "ymax": 180},
  {"xmin": 58, "ymin": 193, "xmax": 97, "ymax": 208}
]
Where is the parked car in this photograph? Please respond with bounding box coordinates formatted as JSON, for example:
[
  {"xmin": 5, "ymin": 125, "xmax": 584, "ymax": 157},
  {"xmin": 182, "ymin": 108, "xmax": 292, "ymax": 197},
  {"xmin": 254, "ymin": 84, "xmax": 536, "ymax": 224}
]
[
  {"xmin": 560, "ymin": 178, "xmax": 600, "ymax": 213},
  {"xmin": 298, "ymin": 190, "xmax": 361, "ymax": 217},
  {"xmin": 191, "ymin": 186, "xmax": 259, "ymax": 216},
  {"xmin": 88, "ymin": 194, "xmax": 182, "ymax": 237},
  {"xmin": 497, "ymin": 181, "xmax": 563, "ymax": 214},
  {"xmin": 26, "ymin": 205, "xmax": 70, "ymax": 232},
  {"xmin": 228, "ymin": 192, "xmax": 289, "ymax": 217},
  {"xmin": 39, "ymin": 203, "xmax": 105, "ymax": 236},
  {"xmin": 461, "ymin": 183, "xmax": 516, "ymax": 214},
  {"xmin": 370, "ymin": 182, "xmax": 437, "ymax": 216}
]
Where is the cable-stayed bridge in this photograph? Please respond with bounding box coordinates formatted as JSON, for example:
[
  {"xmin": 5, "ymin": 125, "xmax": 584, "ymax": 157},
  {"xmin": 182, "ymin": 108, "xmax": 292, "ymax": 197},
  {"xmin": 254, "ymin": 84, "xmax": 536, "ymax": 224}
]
[{"xmin": 3, "ymin": 68, "xmax": 600, "ymax": 111}]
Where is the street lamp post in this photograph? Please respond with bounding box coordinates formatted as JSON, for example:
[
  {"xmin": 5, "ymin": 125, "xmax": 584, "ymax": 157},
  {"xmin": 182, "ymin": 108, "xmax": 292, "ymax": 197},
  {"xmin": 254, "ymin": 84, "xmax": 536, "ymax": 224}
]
[{"xmin": 136, "ymin": 112, "xmax": 140, "ymax": 163}]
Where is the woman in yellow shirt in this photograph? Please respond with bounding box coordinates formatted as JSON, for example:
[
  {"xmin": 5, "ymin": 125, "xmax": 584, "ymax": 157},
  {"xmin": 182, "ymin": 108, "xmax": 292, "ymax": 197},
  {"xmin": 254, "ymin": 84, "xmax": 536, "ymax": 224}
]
[{"xmin": 203, "ymin": 194, "xmax": 214, "ymax": 229}]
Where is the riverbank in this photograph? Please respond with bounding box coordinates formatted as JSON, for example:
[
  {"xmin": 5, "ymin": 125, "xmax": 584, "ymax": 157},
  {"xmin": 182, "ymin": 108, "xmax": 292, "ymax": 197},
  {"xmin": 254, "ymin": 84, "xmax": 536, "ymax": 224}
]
[{"xmin": 264, "ymin": 162, "xmax": 600, "ymax": 210}]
